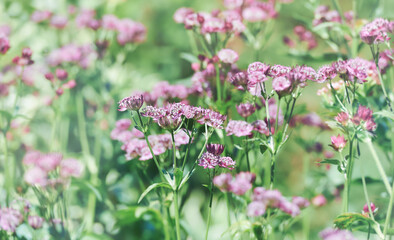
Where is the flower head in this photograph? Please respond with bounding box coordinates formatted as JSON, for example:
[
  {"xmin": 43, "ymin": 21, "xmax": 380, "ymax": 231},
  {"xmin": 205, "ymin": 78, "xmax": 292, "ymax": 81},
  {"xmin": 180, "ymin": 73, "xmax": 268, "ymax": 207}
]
[
  {"xmin": 0, "ymin": 207, "xmax": 23, "ymax": 232},
  {"xmin": 330, "ymin": 135, "xmax": 347, "ymax": 152},
  {"xmin": 217, "ymin": 49, "xmax": 239, "ymax": 64},
  {"xmin": 236, "ymin": 103, "xmax": 256, "ymax": 118},
  {"xmin": 118, "ymin": 95, "xmax": 144, "ymax": 111},
  {"xmin": 319, "ymin": 228, "xmax": 356, "ymax": 240},
  {"xmin": 226, "ymin": 120, "xmax": 253, "ymax": 137},
  {"xmin": 213, "ymin": 173, "xmax": 232, "ymax": 192},
  {"xmin": 206, "ymin": 143, "xmax": 225, "ymax": 156},
  {"xmin": 28, "ymin": 216, "xmax": 44, "ymax": 229}
]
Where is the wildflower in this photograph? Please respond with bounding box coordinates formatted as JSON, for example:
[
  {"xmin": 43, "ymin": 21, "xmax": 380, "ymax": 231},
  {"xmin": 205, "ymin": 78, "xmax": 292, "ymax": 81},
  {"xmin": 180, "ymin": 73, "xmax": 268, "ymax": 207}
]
[
  {"xmin": 60, "ymin": 158, "xmax": 84, "ymax": 178},
  {"xmin": 242, "ymin": 7, "xmax": 268, "ymax": 22},
  {"xmin": 315, "ymin": 65, "xmax": 337, "ymax": 83},
  {"xmin": 218, "ymin": 156, "xmax": 236, "ymax": 170},
  {"xmin": 0, "ymin": 35, "xmax": 10, "ymax": 54},
  {"xmin": 24, "ymin": 167, "xmax": 48, "ymax": 187},
  {"xmin": 197, "ymin": 109, "xmax": 226, "ymax": 129},
  {"xmin": 213, "ymin": 173, "xmax": 232, "ymax": 192},
  {"xmin": 56, "ymin": 88, "xmax": 64, "ymax": 96},
  {"xmin": 102, "ymin": 14, "xmax": 120, "ymax": 30},
  {"xmin": 223, "ymin": 0, "xmax": 243, "ymax": 9},
  {"xmin": 252, "ymin": 120, "xmax": 269, "ymax": 136},
  {"xmin": 226, "ymin": 120, "xmax": 253, "ymax": 137},
  {"xmin": 236, "ymin": 103, "xmax": 256, "ymax": 118},
  {"xmin": 292, "ymin": 196, "xmax": 310, "ymax": 209},
  {"xmin": 248, "ymin": 71, "xmax": 268, "ymax": 85},
  {"xmin": 217, "ymin": 49, "xmax": 239, "ymax": 64},
  {"xmin": 362, "ymin": 202, "xmax": 377, "ymax": 215},
  {"xmin": 278, "ymin": 200, "xmax": 300, "ymax": 217},
  {"xmin": 311, "ymin": 194, "xmax": 327, "ymax": 207},
  {"xmin": 118, "ymin": 95, "xmax": 144, "ymax": 111},
  {"xmin": 248, "ymin": 62, "xmax": 270, "ymax": 75},
  {"xmin": 206, "ymin": 143, "xmax": 225, "ymax": 156},
  {"xmin": 0, "ymin": 207, "xmax": 23, "ymax": 232},
  {"xmin": 360, "ymin": 18, "xmax": 390, "ymax": 44},
  {"xmin": 28, "ymin": 215, "xmax": 44, "ymax": 229},
  {"xmin": 173, "ymin": 8, "xmax": 194, "ymax": 24},
  {"xmin": 31, "ymin": 10, "xmax": 52, "ymax": 23},
  {"xmin": 335, "ymin": 112, "xmax": 349, "ymax": 126},
  {"xmin": 247, "ymin": 201, "xmax": 267, "ymax": 217},
  {"xmin": 268, "ymin": 65, "xmax": 291, "ymax": 78},
  {"xmin": 50, "ymin": 15, "xmax": 68, "ymax": 29},
  {"xmin": 283, "ymin": 36, "xmax": 295, "ymax": 48},
  {"xmin": 44, "ymin": 72, "xmax": 54, "ymax": 81},
  {"xmin": 330, "ymin": 135, "xmax": 347, "ymax": 152},
  {"xmin": 198, "ymin": 152, "xmax": 219, "ymax": 169},
  {"xmin": 356, "ymin": 105, "xmax": 373, "ymax": 121},
  {"xmin": 36, "ymin": 153, "xmax": 62, "ymax": 172},
  {"xmin": 55, "ymin": 68, "xmax": 68, "ymax": 80},
  {"xmin": 229, "ymin": 172, "xmax": 255, "ymax": 195},
  {"xmin": 272, "ymin": 76, "xmax": 291, "ymax": 93},
  {"xmin": 319, "ymin": 228, "xmax": 356, "ymax": 240},
  {"xmin": 13, "ymin": 47, "xmax": 34, "ymax": 66}
]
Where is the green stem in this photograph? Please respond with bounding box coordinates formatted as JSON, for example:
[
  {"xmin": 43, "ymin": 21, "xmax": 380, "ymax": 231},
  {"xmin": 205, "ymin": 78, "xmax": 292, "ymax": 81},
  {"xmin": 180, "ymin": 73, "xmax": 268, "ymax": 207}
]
[
  {"xmin": 205, "ymin": 169, "xmax": 215, "ymax": 240},
  {"xmin": 174, "ymin": 190, "xmax": 182, "ymax": 240},
  {"xmin": 343, "ymin": 139, "xmax": 354, "ymax": 213},
  {"xmin": 182, "ymin": 124, "xmax": 194, "ymax": 171},
  {"xmin": 269, "ymin": 153, "xmax": 276, "ymax": 190},
  {"xmin": 171, "ymin": 131, "xmax": 177, "ymax": 170},
  {"xmin": 370, "ymin": 45, "xmax": 392, "ymax": 111},
  {"xmin": 245, "ymin": 135, "xmax": 251, "ymax": 172},
  {"xmin": 361, "ymin": 170, "xmax": 375, "ymax": 221},
  {"xmin": 225, "ymin": 193, "xmax": 231, "ymax": 228},
  {"xmin": 215, "ymin": 63, "xmax": 222, "ymax": 103},
  {"xmin": 384, "ymin": 181, "xmax": 394, "ymax": 238},
  {"xmin": 366, "ymin": 139, "xmax": 392, "ymax": 196}
]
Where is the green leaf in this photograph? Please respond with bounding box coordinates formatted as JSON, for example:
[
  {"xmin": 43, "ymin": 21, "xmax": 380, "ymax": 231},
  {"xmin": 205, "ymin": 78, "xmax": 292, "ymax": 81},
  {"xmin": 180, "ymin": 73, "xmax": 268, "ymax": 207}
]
[
  {"xmin": 180, "ymin": 52, "xmax": 199, "ymax": 63},
  {"xmin": 320, "ymin": 159, "xmax": 340, "ymax": 165},
  {"xmin": 374, "ymin": 110, "xmax": 394, "ymax": 120},
  {"xmin": 138, "ymin": 182, "xmax": 172, "ymax": 203},
  {"xmin": 334, "ymin": 213, "xmax": 384, "ymax": 239},
  {"xmin": 174, "ymin": 168, "xmax": 183, "ymax": 188},
  {"xmin": 72, "ymin": 179, "xmax": 103, "ymax": 202},
  {"xmin": 259, "ymin": 144, "xmax": 268, "ymax": 155}
]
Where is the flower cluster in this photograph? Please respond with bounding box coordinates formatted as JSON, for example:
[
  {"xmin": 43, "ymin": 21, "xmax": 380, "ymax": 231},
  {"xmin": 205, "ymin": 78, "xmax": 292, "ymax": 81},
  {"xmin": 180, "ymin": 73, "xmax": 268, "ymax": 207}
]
[
  {"xmin": 47, "ymin": 44, "xmax": 97, "ymax": 69},
  {"xmin": 213, "ymin": 172, "xmax": 256, "ymax": 195},
  {"xmin": 283, "ymin": 25, "xmax": 317, "ymax": 50},
  {"xmin": 223, "ymin": 0, "xmax": 279, "ymax": 23},
  {"xmin": 247, "ymin": 187, "xmax": 309, "ymax": 217},
  {"xmin": 12, "ymin": 47, "xmax": 34, "ymax": 66},
  {"xmin": 335, "ymin": 105, "xmax": 377, "ymax": 131},
  {"xmin": 45, "ymin": 68, "xmax": 76, "ymax": 96},
  {"xmin": 118, "ymin": 94, "xmax": 144, "ymax": 111},
  {"xmin": 23, "ymin": 151, "xmax": 84, "ymax": 187},
  {"xmin": 141, "ymin": 103, "xmax": 226, "ymax": 129},
  {"xmin": 120, "ymin": 131, "xmax": 190, "ymax": 161},
  {"xmin": 360, "ymin": 18, "xmax": 393, "ymax": 45},
  {"xmin": 198, "ymin": 143, "xmax": 235, "ymax": 169}
]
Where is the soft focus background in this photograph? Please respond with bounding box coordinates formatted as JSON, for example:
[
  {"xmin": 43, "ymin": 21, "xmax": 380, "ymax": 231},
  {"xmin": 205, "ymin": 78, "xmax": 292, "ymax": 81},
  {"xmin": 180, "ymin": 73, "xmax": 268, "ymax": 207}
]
[{"xmin": 0, "ymin": 0, "xmax": 393, "ymax": 239}]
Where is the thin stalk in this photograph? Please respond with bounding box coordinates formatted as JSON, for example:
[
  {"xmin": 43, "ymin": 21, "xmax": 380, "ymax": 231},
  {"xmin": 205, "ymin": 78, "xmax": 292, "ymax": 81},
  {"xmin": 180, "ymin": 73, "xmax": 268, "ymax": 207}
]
[
  {"xmin": 366, "ymin": 139, "xmax": 392, "ymax": 196},
  {"xmin": 370, "ymin": 45, "xmax": 392, "ymax": 111},
  {"xmin": 205, "ymin": 169, "xmax": 215, "ymax": 240},
  {"xmin": 174, "ymin": 189, "xmax": 182, "ymax": 240},
  {"xmin": 182, "ymin": 125, "xmax": 195, "ymax": 171},
  {"xmin": 275, "ymin": 97, "xmax": 281, "ymax": 132},
  {"xmin": 269, "ymin": 153, "xmax": 276, "ymax": 190},
  {"xmin": 225, "ymin": 193, "xmax": 231, "ymax": 228},
  {"xmin": 187, "ymin": 124, "xmax": 211, "ymax": 177},
  {"xmin": 343, "ymin": 139, "xmax": 354, "ymax": 213},
  {"xmin": 2, "ymin": 133, "xmax": 12, "ymax": 203},
  {"xmin": 384, "ymin": 181, "xmax": 394, "ymax": 238},
  {"xmin": 171, "ymin": 131, "xmax": 177, "ymax": 170},
  {"xmin": 215, "ymin": 63, "xmax": 222, "ymax": 103},
  {"xmin": 245, "ymin": 135, "xmax": 251, "ymax": 172},
  {"xmin": 361, "ymin": 170, "xmax": 375, "ymax": 221}
]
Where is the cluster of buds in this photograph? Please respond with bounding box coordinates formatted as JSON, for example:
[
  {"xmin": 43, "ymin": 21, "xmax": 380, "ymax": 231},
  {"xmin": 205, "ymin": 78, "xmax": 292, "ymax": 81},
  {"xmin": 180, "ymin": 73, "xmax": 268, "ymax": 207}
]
[
  {"xmin": 247, "ymin": 187, "xmax": 309, "ymax": 217},
  {"xmin": 198, "ymin": 143, "xmax": 235, "ymax": 170},
  {"xmin": 118, "ymin": 94, "xmax": 144, "ymax": 112},
  {"xmin": 23, "ymin": 151, "xmax": 83, "ymax": 188},
  {"xmin": 213, "ymin": 171, "xmax": 256, "ymax": 195},
  {"xmin": 335, "ymin": 105, "xmax": 377, "ymax": 132},
  {"xmin": 45, "ymin": 68, "xmax": 76, "ymax": 96},
  {"xmin": 283, "ymin": 25, "xmax": 317, "ymax": 50},
  {"xmin": 362, "ymin": 202, "xmax": 378, "ymax": 217},
  {"xmin": 360, "ymin": 18, "xmax": 393, "ymax": 45},
  {"xmin": 12, "ymin": 47, "xmax": 34, "ymax": 66}
]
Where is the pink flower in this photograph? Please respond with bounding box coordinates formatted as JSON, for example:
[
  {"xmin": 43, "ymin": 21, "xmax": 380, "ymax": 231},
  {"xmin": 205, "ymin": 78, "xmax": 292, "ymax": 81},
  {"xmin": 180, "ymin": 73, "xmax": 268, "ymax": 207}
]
[
  {"xmin": 272, "ymin": 76, "xmax": 291, "ymax": 93},
  {"xmin": 242, "ymin": 7, "xmax": 268, "ymax": 22},
  {"xmin": 24, "ymin": 167, "xmax": 48, "ymax": 187},
  {"xmin": 102, "ymin": 14, "xmax": 119, "ymax": 30},
  {"xmin": 311, "ymin": 194, "xmax": 327, "ymax": 207},
  {"xmin": 75, "ymin": 9, "xmax": 96, "ymax": 28},
  {"xmin": 356, "ymin": 105, "xmax": 373, "ymax": 121},
  {"xmin": 0, "ymin": 35, "xmax": 10, "ymax": 54},
  {"xmin": 36, "ymin": 153, "xmax": 62, "ymax": 172},
  {"xmin": 217, "ymin": 49, "xmax": 239, "ymax": 64},
  {"xmin": 55, "ymin": 68, "xmax": 68, "ymax": 80},
  {"xmin": 213, "ymin": 173, "xmax": 232, "ymax": 192},
  {"xmin": 118, "ymin": 95, "xmax": 144, "ymax": 111},
  {"xmin": 226, "ymin": 120, "xmax": 253, "ymax": 137},
  {"xmin": 330, "ymin": 135, "xmax": 347, "ymax": 152},
  {"xmin": 206, "ymin": 143, "xmax": 225, "ymax": 156},
  {"xmin": 247, "ymin": 201, "xmax": 266, "ymax": 217},
  {"xmin": 360, "ymin": 18, "xmax": 390, "ymax": 44},
  {"xmin": 23, "ymin": 151, "xmax": 41, "ymax": 165},
  {"xmin": 278, "ymin": 200, "xmax": 300, "ymax": 217},
  {"xmin": 173, "ymin": 8, "xmax": 194, "ymax": 24},
  {"xmin": 236, "ymin": 103, "xmax": 256, "ymax": 118},
  {"xmin": 201, "ymin": 17, "xmax": 225, "ymax": 34},
  {"xmin": 335, "ymin": 112, "xmax": 349, "ymax": 126},
  {"xmin": 248, "ymin": 62, "xmax": 270, "ymax": 75},
  {"xmin": 362, "ymin": 202, "xmax": 377, "ymax": 214},
  {"xmin": 252, "ymin": 120, "xmax": 269, "ymax": 136},
  {"xmin": 60, "ymin": 158, "xmax": 84, "ymax": 178},
  {"xmin": 31, "ymin": 10, "xmax": 52, "ymax": 23},
  {"xmin": 218, "ymin": 156, "xmax": 236, "ymax": 170},
  {"xmin": 50, "ymin": 15, "xmax": 68, "ymax": 29},
  {"xmin": 28, "ymin": 216, "xmax": 44, "ymax": 229},
  {"xmin": 0, "ymin": 208, "xmax": 23, "ymax": 232},
  {"xmin": 198, "ymin": 152, "xmax": 219, "ymax": 169},
  {"xmin": 229, "ymin": 172, "xmax": 255, "ymax": 195},
  {"xmin": 268, "ymin": 65, "xmax": 291, "ymax": 78},
  {"xmin": 292, "ymin": 196, "xmax": 310, "ymax": 209},
  {"xmin": 224, "ymin": 0, "xmax": 244, "ymax": 9}
]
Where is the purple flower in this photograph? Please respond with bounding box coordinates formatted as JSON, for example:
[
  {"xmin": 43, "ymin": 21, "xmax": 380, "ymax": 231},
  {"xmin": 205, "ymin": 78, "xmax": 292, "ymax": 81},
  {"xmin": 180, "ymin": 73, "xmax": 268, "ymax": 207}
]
[
  {"xmin": 206, "ymin": 143, "xmax": 225, "ymax": 156},
  {"xmin": 31, "ymin": 10, "xmax": 52, "ymax": 23},
  {"xmin": 319, "ymin": 228, "xmax": 356, "ymax": 240},
  {"xmin": 316, "ymin": 65, "xmax": 337, "ymax": 83},
  {"xmin": 247, "ymin": 201, "xmax": 267, "ymax": 217},
  {"xmin": 218, "ymin": 156, "xmax": 236, "ymax": 170},
  {"xmin": 60, "ymin": 158, "xmax": 84, "ymax": 178},
  {"xmin": 118, "ymin": 95, "xmax": 144, "ymax": 112},
  {"xmin": 292, "ymin": 196, "xmax": 310, "ymax": 209},
  {"xmin": 312, "ymin": 194, "xmax": 327, "ymax": 207},
  {"xmin": 0, "ymin": 207, "xmax": 23, "ymax": 232},
  {"xmin": 278, "ymin": 200, "xmax": 300, "ymax": 217},
  {"xmin": 0, "ymin": 35, "xmax": 10, "ymax": 55},
  {"xmin": 272, "ymin": 76, "xmax": 291, "ymax": 93},
  {"xmin": 252, "ymin": 120, "xmax": 269, "ymax": 136},
  {"xmin": 330, "ymin": 135, "xmax": 347, "ymax": 152},
  {"xmin": 28, "ymin": 215, "xmax": 44, "ymax": 229},
  {"xmin": 173, "ymin": 8, "xmax": 194, "ymax": 24},
  {"xmin": 248, "ymin": 62, "xmax": 270, "ymax": 75},
  {"xmin": 268, "ymin": 65, "xmax": 291, "ymax": 78},
  {"xmin": 236, "ymin": 103, "xmax": 256, "ymax": 118},
  {"xmin": 24, "ymin": 167, "xmax": 48, "ymax": 186},
  {"xmin": 198, "ymin": 152, "xmax": 219, "ymax": 169},
  {"xmin": 213, "ymin": 173, "xmax": 232, "ymax": 192},
  {"xmin": 226, "ymin": 120, "xmax": 253, "ymax": 137},
  {"xmin": 50, "ymin": 15, "xmax": 68, "ymax": 29},
  {"xmin": 229, "ymin": 172, "xmax": 255, "ymax": 195},
  {"xmin": 197, "ymin": 109, "xmax": 226, "ymax": 129},
  {"xmin": 360, "ymin": 18, "xmax": 390, "ymax": 44},
  {"xmin": 362, "ymin": 202, "xmax": 377, "ymax": 214},
  {"xmin": 218, "ymin": 49, "xmax": 239, "ymax": 64}
]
